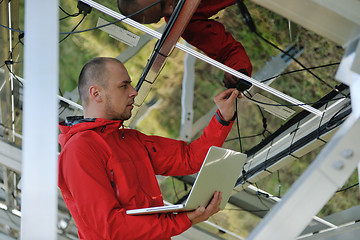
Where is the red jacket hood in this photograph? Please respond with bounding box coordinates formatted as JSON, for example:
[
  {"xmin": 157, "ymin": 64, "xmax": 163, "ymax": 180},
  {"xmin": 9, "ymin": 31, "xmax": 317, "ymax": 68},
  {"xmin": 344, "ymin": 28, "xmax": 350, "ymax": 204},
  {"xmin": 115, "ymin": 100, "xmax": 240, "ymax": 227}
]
[{"xmin": 58, "ymin": 117, "xmax": 123, "ymax": 149}]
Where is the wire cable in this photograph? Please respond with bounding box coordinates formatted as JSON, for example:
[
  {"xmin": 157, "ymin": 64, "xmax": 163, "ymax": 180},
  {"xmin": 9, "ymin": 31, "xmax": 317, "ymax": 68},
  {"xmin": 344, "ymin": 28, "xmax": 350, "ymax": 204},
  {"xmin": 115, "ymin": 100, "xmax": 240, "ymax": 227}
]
[
  {"xmin": 260, "ymin": 62, "xmax": 341, "ymax": 83},
  {"xmin": 60, "ymin": 0, "xmax": 162, "ymax": 35},
  {"xmin": 254, "ymin": 32, "xmax": 336, "ymax": 91},
  {"xmin": 59, "ymin": 5, "xmax": 80, "ymax": 17},
  {"xmin": 59, "ymin": 5, "xmax": 81, "ymax": 21},
  {"xmin": 325, "ymin": 102, "xmax": 351, "ymax": 130},
  {"xmin": 0, "ymin": 23, "xmax": 24, "ymax": 33},
  {"xmin": 4, "ymin": 61, "xmax": 24, "ymax": 86},
  {"xmin": 225, "ymin": 132, "xmax": 265, "ymax": 142},
  {"xmin": 336, "ymin": 183, "xmax": 359, "ymax": 193},
  {"xmin": 243, "ymin": 91, "xmax": 348, "ymax": 107},
  {"xmin": 236, "ymin": 0, "xmax": 339, "ymax": 93},
  {"xmin": 235, "ymin": 99, "xmax": 243, "ymax": 152},
  {"xmin": 0, "ymin": 0, "xmax": 162, "ymax": 35},
  {"xmin": 59, "ymin": 14, "xmax": 86, "ymax": 43}
]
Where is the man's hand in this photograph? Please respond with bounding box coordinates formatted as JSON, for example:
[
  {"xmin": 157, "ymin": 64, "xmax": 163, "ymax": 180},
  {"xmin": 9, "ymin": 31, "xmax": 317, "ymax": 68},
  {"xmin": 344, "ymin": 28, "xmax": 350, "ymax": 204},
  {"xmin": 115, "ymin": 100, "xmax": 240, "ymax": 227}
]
[
  {"xmin": 186, "ymin": 191, "xmax": 222, "ymax": 225},
  {"xmin": 213, "ymin": 89, "xmax": 239, "ymax": 122},
  {"xmin": 223, "ymin": 72, "xmax": 239, "ymax": 89},
  {"xmin": 223, "ymin": 70, "xmax": 252, "ymax": 92}
]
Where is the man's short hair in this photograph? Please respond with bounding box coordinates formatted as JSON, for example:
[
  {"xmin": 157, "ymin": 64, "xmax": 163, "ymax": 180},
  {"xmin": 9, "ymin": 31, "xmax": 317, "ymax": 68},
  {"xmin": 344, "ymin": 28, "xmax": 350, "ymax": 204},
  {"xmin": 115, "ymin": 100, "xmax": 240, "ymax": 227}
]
[{"xmin": 78, "ymin": 57, "xmax": 120, "ymax": 106}]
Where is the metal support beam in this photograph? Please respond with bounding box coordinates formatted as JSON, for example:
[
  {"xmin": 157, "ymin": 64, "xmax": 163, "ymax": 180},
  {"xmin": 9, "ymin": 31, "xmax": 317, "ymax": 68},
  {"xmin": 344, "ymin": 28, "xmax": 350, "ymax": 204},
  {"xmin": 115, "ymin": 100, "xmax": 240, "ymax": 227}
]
[
  {"xmin": 299, "ymin": 221, "xmax": 360, "ymax": 240},
  {"xmin": 247, "ymin": 113, "xmax": 360, "ymax": 240},
  {"xmin": 247, "ymin": 39, "xmax": 360, "ymax": 240},
  {"xmin": 250, "ymin": 0, "xmax": 360, "ymax": 47},
  {"xmin": 0, "ymin": 140, "xmax": 21, "ymax": 172},
  {"xmin": 20, "ymin": 0, "xmax": 59, "ymax": 239},
  {"xmin": 0, "ymin": 2, "xmax": 12, "ymax": 144},
  {"xmin": 179, "ymin": 42, "xmax": 196, "ymax": 142},
  {"xmin": 336, "ymin": 39, "xmax": 360, "ymax": 194}
]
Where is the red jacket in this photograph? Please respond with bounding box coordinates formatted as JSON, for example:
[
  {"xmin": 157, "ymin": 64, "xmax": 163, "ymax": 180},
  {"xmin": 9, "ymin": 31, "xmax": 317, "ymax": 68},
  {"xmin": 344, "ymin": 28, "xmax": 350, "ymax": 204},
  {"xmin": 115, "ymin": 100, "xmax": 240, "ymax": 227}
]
[
  {"xmin": 168, "ymin": 0, "xmax": 252, "ymax": 76},
  {"xmin": 58, "ymin": 110, "xmax": 234, "ymax": 239}
]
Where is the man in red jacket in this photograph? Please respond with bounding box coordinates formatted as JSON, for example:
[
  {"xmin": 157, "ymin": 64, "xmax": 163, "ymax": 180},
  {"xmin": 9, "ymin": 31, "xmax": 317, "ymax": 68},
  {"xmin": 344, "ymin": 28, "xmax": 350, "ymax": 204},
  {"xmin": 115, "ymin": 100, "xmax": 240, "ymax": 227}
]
[
  {"xmin": 58, "ymin": 57, "xmax": 239, "ymax": 239},
  {"xmin": 117, "ymin": 0, "xmax": 252, "ymax": 90}
]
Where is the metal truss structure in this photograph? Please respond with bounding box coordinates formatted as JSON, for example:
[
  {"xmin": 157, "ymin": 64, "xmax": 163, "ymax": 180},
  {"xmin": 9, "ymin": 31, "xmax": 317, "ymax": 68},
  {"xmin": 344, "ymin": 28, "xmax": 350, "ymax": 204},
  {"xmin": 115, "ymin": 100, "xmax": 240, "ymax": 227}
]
[{"xmin": 0, "ymin": 0, "xmax": 359, "ymax": 239}]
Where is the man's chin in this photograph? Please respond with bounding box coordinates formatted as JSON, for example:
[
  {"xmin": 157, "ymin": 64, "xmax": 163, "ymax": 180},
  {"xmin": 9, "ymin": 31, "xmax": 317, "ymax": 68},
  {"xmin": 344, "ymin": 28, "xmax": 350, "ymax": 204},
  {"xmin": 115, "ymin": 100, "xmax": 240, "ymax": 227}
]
[{"xmin": 122, "ymin": 113, "xmax": 132, "ymax": 121}]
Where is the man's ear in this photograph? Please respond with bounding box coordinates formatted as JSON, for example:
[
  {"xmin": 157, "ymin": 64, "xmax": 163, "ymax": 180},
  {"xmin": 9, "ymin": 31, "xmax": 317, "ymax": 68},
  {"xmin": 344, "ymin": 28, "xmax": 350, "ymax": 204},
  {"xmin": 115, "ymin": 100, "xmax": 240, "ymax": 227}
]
[{"xmin": 89, "ymin": 85, "xmax": 102, "ymax": 102}]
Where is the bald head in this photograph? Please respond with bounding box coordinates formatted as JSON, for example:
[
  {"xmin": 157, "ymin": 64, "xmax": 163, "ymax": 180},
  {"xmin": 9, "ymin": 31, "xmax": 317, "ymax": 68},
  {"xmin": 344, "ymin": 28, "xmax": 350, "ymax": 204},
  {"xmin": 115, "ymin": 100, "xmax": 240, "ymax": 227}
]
[
  {"xmin": 78, "ymin": 57, "xmax": 122, "ymax": 107},
  {"xmin": 78, "ymin": 57, "xmax": 137, "ymax": 120}
]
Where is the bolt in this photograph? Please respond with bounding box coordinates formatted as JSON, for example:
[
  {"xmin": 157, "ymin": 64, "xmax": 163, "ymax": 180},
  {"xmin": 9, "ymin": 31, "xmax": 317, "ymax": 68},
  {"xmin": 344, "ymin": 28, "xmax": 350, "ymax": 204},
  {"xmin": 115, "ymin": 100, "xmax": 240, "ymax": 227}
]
[
  {"xmin": 332, "ymin": 161, "xmax": 344, "ymax": 170},
  {"xmin": 341, "ymin": 149, "xmax": 354, "ymax": 159}
]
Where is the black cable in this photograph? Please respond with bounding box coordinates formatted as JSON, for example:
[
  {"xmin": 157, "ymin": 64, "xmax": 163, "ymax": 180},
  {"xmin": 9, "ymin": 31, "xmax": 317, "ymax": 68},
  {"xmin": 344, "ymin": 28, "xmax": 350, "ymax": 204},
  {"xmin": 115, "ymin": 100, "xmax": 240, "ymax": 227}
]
[
  {"xmin": 59, "ymin": 106, "xmax": 67, "ymax": 115},
  {"xmin": 243, "ymin": 183, "xmax": 271, "ymax": 211},
  {"xmin": 260, "ymin": 62, "xmax": 341, "ymax": 83},
  {"xmin": 225, "ymin": 132, "xmax": 265, "ymax": 142},
  {"xmin": 254, "ymin": 32, "xmax": 336, "ymax": 90},
  {"xmin": 236, "ymin": 0, "xmax": 338, "ymax": 92},
  {"xmin": 336, "ymin": 183, "xmax": 359, "ymax": 193},
  {"xmin": 243, "ymin": 91, "xmax": 348, "ymax": 107},
  {"xmin": 18, "ymin": 33, "xmax": 24, "ymax": 46},
  {"xmin": 60, "ymin": 15, "xmax": 75, "ymax": 21},
  {"xmin": 59, "ymin": 8, "xmax": 81, "ymax": 21},
  {"xmin": 235, "ymin": 99, "xmax": 243, "ymax": 152},
  {"xmin": 226, "ymin": 91, "xmax": 269, "ymax": 142},
  {"xmin": 0, "ymin": 0, "xmax": 162, "ymax": 36},
  {"xmin": 246, "ymin": 90, "xmax": 268, "ymax": 135},
  {"xmin": 61, "ymin": 0, "xmax": 162, "ymax": 35},
  {"xmin": 0, "ymin": 23, "xmax": 24, "ymax": 33},
  {"xmin": 59, "ymin": 5, "xmax": 80, "ymax": 17},
  {"xmin": 59, "ymin": 14, "xmax": 86, "ymax": 43},
  {"xmin": 326, "ymin": 102, "xmax": 351, "ymax": 130},
  {"xmin": 10, "ymin": 40, "xmax": 21, "ymax": 53},
  {"xmin": 4, "ymin": 61, "xmax": 24, "ymax": 86},
  {"xmin": 4, "ymin": 60, "xmax": 23, "ymax": 65}
]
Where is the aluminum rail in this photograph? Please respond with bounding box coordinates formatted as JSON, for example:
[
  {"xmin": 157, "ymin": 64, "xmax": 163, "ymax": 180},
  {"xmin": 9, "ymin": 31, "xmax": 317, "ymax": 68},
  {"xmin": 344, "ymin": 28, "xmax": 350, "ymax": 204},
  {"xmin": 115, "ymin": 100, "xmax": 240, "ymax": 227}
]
[
  {"xmin": 11, "ymin": 74, "xmax": 83, "ymax": 111},
  {"xmin": 58, "ymin": 96, "xmax": 83, "ymax": 111},
  {"xmin": 80, "ymin": 0, "xmax": 323, "ymax": 116}
]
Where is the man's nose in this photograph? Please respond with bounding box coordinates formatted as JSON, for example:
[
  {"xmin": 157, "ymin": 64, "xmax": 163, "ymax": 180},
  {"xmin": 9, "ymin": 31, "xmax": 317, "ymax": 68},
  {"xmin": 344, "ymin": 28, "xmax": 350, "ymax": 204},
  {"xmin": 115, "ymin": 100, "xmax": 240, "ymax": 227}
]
[{"xmin": 130, "ymin": 86, "xmax": 138, "ymax": 97}]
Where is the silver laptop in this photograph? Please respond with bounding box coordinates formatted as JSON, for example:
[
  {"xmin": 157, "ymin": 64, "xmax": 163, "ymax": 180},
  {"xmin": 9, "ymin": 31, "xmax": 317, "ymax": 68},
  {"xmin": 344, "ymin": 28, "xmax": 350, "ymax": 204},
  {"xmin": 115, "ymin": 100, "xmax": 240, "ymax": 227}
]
[{"xmin": 126, "ymin": 146, "xmax": 247, "ymax": 215}]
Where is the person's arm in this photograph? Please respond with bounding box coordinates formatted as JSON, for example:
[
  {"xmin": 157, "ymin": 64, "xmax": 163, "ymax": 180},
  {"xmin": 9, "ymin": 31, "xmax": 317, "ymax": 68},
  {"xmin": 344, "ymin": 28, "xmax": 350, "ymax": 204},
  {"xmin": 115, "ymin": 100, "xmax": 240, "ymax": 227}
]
[
  {"xmin": 182, "ymin": 19, "xmax": 252, "ymax": 88},
  {"xmin": 140, "ymin": 89, "xmax": 239, "ymax": 176},
  {"xmin": 58, "ymin": 133, "xmax": 191, "ymax": 240}
]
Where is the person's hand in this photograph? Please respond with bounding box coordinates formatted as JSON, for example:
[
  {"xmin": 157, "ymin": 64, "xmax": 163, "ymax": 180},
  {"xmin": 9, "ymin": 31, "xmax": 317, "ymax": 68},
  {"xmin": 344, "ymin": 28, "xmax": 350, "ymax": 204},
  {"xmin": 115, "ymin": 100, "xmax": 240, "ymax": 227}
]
[
  {"xmin": 213, "ymin": 89, "xmax": 239, "ymax": 121},
  {"xmin": 186, "ymin": 191, "xmax": 222, "ymax": 225},
  {"xmin": 223, "ymin": 72, "xmax": 238, "ymax": 89},
  {"xmin": 223, "ymin": 70, "xmax": 252, "ymax": 92}
]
